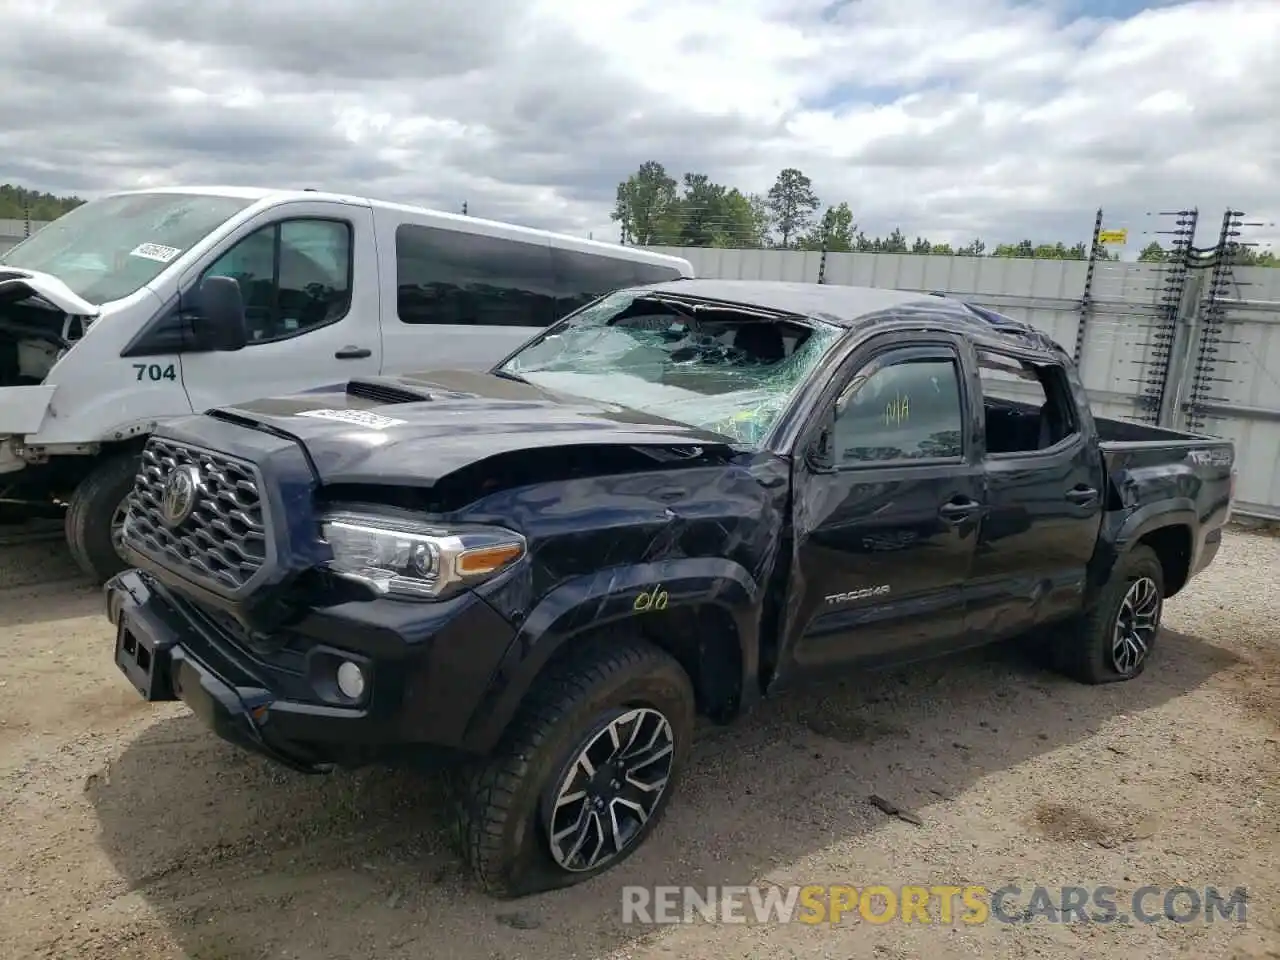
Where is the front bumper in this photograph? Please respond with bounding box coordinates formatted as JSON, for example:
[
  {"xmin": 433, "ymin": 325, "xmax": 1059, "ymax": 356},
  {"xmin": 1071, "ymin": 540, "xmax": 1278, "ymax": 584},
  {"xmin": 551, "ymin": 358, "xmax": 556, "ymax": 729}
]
[{"xmin": 106, "ymin": 568, "xmax": 518, "ymax": 772}]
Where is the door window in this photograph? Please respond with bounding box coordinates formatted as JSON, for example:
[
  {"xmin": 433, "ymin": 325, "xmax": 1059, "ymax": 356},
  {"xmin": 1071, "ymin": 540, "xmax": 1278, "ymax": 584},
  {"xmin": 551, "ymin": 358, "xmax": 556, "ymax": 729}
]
[
  {"xmin": 202, "ymin": 218, "xmax": 353, "ymax": 343},
  {"xmin": 834, "ymin": 357, "xmax": 964, "ymax": 465}
]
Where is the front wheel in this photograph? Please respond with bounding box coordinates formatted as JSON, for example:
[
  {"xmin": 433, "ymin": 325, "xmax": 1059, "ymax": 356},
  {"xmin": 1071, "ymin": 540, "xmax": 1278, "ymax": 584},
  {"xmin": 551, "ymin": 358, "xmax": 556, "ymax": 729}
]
[
  {"xmin": 452, "ymin": 634, "xmax": 696, "ymax": 898},
  {"xmin": 1054, "ymin": 545, "xmax": 1165, "ymax": 684},
  {"xmin": 65, "ymin": 455, "xmax": 141, "ymax": 584}
]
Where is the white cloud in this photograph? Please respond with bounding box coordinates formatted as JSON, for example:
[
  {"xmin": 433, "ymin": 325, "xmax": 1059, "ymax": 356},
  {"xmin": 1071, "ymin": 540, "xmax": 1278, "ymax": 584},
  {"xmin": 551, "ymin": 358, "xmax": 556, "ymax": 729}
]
[{"xmin": 1, "ymin": 0, "xmax": 1276, "ymax": 254}]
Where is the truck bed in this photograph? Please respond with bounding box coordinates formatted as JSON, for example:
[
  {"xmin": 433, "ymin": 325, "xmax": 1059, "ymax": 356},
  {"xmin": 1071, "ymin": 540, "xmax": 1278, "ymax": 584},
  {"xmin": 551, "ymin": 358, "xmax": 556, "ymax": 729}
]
[
  {"xmin": 1095, "ymin": 414, "xmax": 1234, "ymax": 512},
  {"xmin": 1094, "ymin": 414, "xmax": 1225, "ymax": 448}
]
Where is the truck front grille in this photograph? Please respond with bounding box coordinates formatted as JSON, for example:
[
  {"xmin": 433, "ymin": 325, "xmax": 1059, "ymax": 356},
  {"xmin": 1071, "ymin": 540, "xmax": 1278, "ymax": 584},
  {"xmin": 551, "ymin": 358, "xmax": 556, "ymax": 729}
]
[{"xmin": 126, "ymin": 438, "xmax": 268, "ymax": 591}]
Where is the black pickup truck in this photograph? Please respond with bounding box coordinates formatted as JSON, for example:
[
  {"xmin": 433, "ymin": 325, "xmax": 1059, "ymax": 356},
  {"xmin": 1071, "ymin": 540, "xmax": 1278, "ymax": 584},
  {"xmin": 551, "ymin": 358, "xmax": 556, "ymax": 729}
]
[{"xmin": 106, "ymin": 278, "xmax": 1235, "ymax": 898}]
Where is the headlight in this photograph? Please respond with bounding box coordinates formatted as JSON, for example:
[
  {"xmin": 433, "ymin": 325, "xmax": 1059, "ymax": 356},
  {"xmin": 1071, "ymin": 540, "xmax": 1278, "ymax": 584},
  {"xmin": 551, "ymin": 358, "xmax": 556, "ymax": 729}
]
[{"xmin": 320, "ymin": 510, "xmax": 526, "ymax": 600}]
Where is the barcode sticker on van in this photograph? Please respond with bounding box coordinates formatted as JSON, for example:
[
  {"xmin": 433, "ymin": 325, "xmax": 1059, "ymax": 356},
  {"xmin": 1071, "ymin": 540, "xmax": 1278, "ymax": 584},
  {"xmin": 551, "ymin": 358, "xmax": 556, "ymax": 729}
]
[
  {"xmin": 296, "ymin": 409, "xmax": 406, "ymax": 429},
  {"xmin": 129, "ymin": 243, "xmax": 183, "ymax": 263}
]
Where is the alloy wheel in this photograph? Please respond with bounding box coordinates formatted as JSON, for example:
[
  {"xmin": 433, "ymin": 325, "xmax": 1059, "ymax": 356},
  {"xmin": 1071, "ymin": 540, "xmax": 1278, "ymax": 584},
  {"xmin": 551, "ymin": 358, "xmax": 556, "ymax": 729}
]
[
  {"xmin": 1111, "ymin": 576, "xmax": 1160, "ymax": 675},
  {"xmin": 545, "ymin": 707, "xmax": 675, "ymax": 873}
]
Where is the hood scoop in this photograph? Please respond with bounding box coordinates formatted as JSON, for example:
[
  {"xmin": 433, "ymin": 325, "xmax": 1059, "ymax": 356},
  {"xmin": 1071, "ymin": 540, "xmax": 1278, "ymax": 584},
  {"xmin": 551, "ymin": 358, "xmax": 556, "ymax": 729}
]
[{"xmin": 345, "ymin": 377, "xmax": 436, "ymax": 405}]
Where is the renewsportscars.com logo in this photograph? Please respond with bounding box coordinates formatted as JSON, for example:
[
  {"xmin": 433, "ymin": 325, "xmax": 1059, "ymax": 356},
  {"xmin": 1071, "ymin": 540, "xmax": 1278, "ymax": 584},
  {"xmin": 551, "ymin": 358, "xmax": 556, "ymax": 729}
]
[{"xmin": 621, "ymin": 884, "xmax": 1249, "ymax": 926}]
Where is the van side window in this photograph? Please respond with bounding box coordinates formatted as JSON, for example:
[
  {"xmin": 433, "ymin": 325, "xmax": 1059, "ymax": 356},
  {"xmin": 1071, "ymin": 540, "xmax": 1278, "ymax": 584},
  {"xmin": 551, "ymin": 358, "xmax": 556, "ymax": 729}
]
[
  {"xmin": 976, "ymin": 351, "xmax": 1079, "ymax": 454},
  {"xmin": 834, "ymin": 358, "xmax": 964, "ymax": 465},
  {"xmin": 202, "ymin": 218, "xmax": 352, "ymax": 342},
  {"xmin": 395, "ymin": 225, "xmax": 557, "ymax": 327},
  {"xmin": 550, "ymin": 249, "xmax": 681, "ymax": 316}
]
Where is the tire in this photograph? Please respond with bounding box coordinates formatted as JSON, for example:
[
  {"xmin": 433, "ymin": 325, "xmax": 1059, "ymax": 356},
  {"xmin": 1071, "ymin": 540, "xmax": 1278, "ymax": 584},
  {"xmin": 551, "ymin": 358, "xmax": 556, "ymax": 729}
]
[
  {"xmin": 452, "ymin": 633, "xmax": 696, "ymax": 898},
  {"xmin": 1053, "ymin": 545, "xmax": 1165, "ymax": 685},
  {"xmin": 65, "ymin": 454, "xmax": 142, "ymax": 584}
]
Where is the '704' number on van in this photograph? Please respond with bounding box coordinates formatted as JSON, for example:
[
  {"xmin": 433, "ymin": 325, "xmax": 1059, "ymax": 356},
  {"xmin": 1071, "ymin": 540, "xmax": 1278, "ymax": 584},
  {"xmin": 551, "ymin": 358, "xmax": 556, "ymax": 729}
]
[{"xmin": 133, "ymin": 363, "xmax": 178, "ymax": 382}]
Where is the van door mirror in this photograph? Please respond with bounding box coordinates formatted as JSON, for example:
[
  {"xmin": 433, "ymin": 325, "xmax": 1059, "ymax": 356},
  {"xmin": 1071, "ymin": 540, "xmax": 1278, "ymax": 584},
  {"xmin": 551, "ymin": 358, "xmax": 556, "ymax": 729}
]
[{"xmin": 196, "ymin": 276, "xmax": 248, "ymax": 352}]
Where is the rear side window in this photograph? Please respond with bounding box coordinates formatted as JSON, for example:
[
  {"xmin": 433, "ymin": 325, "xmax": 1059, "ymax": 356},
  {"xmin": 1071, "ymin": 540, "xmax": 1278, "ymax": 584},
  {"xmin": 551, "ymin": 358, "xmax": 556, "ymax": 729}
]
[
  {"xmin": 976, "ymin": 351, "xmax": 1079, "ymax": 455},
  {"xmin": 395, "ymin": 224, "xmax": 557, "ymax": 327},
  {"xmin": 633, "ymin": 260, "xmax": 685, "ymax": 285},
  {"xmin": 550, "ymin": 249, "xmax": 685, "ymax": 315}
]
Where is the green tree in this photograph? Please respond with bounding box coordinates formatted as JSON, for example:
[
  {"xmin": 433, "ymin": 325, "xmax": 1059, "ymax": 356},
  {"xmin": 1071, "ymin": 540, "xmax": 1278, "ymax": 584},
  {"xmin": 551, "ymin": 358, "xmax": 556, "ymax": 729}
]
[
  {"xmin": 799, "ymin": 202, "xmax": 855, "ymax": 251},
  {"xmin": 0, "ymin": 184, "xmax": 84, "ymax": 221},
  {"xmin": 611, "ymin": 161, "xmax": 679, "ymax": 245},
  {"xmin": 1137, "ymin": 241, "xmax": 1166, "ymax": 262},
  {"xmin": 766, "ymin": 168, "xmax": 819, "ymax": 248}
]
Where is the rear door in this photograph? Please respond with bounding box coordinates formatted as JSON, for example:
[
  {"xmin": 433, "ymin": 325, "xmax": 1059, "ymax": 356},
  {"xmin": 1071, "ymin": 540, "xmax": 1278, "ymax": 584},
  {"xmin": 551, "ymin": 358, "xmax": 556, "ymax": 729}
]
[
  {"xmin": 178, "ymin": 202, "xmax": 382, "ymax": 410},
  {"xmin": 780, "ymin": 333, "xmax": 983, "ymax": 683},
  {"xmin": 964, "ymin": 348, "xmax": 1105, "ymax": 640}
]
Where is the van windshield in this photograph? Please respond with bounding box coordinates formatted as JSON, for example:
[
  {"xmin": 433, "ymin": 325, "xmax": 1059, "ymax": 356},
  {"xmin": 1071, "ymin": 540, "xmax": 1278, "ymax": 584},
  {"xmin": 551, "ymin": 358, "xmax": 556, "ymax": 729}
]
[
  {"xmin": 499, "ymin": 290, "xmax": 841, "ymax": 447},
  {"xmin": 0, "ymin": 192, "xmax": 254, "ymax": 304}
]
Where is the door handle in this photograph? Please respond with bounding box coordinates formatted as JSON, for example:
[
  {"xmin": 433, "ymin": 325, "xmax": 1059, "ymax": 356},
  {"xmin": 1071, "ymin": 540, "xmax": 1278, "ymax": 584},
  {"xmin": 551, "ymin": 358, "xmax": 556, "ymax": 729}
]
[
  {"xmin": 335, "ymin": 346, "xmax": 372, "ymax": 360},
  {"xmin": 939, "ymin": 499, "xmax": 981, "ymax": 523},
  {"xmin": 1065, "ymin": 486, "xmax": 1099, "ymax": 505}
]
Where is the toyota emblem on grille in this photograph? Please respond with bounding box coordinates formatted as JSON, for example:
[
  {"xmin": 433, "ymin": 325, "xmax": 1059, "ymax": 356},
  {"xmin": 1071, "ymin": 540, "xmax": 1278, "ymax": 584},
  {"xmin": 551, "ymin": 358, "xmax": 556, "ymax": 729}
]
[{"xmin": 160, "ymin": 465, "xmax": 202, "ymax": 527}]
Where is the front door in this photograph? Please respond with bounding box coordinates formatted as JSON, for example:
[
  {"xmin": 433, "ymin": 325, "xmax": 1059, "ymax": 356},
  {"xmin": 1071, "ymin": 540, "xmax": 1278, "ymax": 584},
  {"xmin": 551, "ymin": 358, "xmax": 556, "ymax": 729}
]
[
  {"xmin": 178, "ymin": 203, "xmax": 382, "ymax": 412},
  {"xmin": 779, "ymin": 337, "xmax": 983, "ymax": 685},
  {"xmin": 964, "ymin": 349, "xmax": 1105, "ymax": 640}
]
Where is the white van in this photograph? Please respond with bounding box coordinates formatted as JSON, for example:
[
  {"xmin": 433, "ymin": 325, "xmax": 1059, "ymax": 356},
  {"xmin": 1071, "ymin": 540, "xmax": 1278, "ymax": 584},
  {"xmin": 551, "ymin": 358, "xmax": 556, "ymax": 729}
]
[{"xmin": 0, "ymin": 186, "xmax": 694, "ymax": 581}]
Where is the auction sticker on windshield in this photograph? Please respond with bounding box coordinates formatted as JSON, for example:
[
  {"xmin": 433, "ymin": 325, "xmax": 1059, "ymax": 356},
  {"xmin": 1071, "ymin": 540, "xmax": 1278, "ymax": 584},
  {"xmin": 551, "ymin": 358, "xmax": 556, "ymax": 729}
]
[
  {"xmin": 129, "ymin": 243, "xmax": 184, "ymax": 263},
  {"xmin": 295, "ymin": 409, "xmax": 406, "ymax": 429}
]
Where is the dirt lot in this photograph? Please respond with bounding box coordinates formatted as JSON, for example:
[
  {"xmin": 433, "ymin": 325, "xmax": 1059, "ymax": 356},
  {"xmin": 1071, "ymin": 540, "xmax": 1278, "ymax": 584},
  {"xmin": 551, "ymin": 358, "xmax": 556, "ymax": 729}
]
[{"xmin": 0, "ymin": 527, "xmax": 1276, "ymax": 960}]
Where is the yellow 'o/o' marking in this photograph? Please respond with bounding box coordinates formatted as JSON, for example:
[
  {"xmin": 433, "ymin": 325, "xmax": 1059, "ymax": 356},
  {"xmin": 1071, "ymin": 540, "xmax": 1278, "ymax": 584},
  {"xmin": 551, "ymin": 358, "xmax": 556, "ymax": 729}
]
[{"xmin": 634, "ymin": 584, "xmax": 668, "ymax": 612}]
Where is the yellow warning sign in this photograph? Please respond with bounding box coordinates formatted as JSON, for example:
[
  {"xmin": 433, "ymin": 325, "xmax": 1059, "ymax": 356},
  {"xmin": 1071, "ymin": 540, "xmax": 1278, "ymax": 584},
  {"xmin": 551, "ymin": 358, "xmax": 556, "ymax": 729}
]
[{"xmin": 1098, "ymin": 229, "xmax": 1128, "ymax": 245}]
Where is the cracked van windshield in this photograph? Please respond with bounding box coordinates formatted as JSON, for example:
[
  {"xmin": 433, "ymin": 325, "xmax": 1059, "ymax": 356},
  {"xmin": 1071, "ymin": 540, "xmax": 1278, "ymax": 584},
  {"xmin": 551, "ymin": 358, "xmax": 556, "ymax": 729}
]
[
  {"xmin": 500, "ymin": 290, "xmax": 841, "ymax": 446},
  {"xmin": 0, "ymin": 192, "xmax": 254, "ymax": 304}
]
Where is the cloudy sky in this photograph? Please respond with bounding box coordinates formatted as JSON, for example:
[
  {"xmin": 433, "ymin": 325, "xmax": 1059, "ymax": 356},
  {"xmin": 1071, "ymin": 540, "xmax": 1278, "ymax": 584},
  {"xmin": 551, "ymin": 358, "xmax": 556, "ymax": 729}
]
[{"xmin": 3, "ymin": 0, "xmax": 1276, "ymax": 253}]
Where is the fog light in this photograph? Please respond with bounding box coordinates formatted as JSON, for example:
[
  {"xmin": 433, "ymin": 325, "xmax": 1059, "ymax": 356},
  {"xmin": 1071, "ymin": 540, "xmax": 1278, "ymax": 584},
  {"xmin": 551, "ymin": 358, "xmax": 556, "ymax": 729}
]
[{"xmin": 336, "ymin": 660, "xmax": 366, "ymax": 700}]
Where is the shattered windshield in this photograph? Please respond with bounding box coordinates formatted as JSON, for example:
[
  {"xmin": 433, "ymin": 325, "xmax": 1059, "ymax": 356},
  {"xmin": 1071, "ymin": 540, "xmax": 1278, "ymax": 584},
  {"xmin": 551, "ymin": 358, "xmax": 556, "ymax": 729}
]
[
  {"xmin": 499, "ymin": 290, "xmax": 842, "ymax": 446},
  {"xmin": 0, "ymin": 192, "xmax": 254, "ymax": 304}
]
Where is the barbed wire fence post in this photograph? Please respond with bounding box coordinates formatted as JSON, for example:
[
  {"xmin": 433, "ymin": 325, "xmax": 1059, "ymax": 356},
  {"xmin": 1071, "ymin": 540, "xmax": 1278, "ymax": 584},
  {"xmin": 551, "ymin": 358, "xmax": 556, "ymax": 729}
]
[
  {"xmin": 1184, "ymin": 208, "xmax": 1262, "ymax": 435},
  {"xmin": 1071, "ymin": 207, "xmax": 1104, "ymax": 365},
  {"xmin": 1129, "ymin": 208, "xmax": 1198, "ymax": 425},
  {"xmin": 816, "ymin": 218, "xmax": 829, "ymax": 285}
]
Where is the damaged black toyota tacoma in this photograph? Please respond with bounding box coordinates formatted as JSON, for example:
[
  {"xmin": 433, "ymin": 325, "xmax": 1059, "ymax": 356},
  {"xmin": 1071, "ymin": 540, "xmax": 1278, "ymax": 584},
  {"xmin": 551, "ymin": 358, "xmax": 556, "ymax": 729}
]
[{"xmin": 106, "ymin": 278, "xmax": 1236, "ymax": 897}]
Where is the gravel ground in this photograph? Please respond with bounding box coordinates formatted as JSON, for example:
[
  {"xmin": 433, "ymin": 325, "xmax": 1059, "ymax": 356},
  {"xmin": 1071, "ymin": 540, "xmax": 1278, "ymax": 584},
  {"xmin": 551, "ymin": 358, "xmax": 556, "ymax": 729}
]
[{"xmin": 0, "ymin": 527, "xmax": 1276, "ymax": 960}]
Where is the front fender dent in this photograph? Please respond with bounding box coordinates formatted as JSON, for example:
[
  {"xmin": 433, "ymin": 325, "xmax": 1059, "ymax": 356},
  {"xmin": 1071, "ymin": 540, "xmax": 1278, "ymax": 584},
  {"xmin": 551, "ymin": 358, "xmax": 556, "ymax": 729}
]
[{"xmin": 461, "ymin": 557, "xmax": 762, "ymax": 753}]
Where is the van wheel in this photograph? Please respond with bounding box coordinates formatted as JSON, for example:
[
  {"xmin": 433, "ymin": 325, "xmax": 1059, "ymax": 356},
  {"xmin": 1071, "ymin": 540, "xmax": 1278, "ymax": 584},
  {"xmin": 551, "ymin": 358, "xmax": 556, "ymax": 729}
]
[
  {"xmin": 452, "ymin": 634, "xmax": 695, "ymax": 898},
  {"xmin": 1054, "ymin": 545, "xmax": 1165, "ymax": 684},
  {"xmin": 65, "ymin": 455, "xmax": 141, "ymax": 584}
]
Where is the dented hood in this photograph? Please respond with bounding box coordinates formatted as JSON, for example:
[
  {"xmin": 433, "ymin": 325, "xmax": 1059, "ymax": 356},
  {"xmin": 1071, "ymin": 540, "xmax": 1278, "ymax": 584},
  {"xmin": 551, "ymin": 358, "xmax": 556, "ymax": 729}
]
[
  {"xmin": 0, "ymin": 268, "xmax": 101, "ymax": 317},
  {"xmin": 211, "ymin": 369, "xmax": 737, "ymax": 487}
]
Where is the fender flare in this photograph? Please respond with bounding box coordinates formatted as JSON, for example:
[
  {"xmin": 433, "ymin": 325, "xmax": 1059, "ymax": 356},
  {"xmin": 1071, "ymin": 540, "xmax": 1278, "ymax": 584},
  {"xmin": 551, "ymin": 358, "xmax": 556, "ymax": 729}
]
[
  {"xmin": 460, "ymin": 557, "xmax": 763, "ymax": 753},
  {"xmin": 1091, "ymin": 498, "xmax": 1197, "ymax": 594}
]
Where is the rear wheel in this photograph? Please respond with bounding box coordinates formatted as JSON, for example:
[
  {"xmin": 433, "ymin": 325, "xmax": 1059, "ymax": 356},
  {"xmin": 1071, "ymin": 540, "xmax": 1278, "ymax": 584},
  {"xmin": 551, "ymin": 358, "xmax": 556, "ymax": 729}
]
[
  {"xmin": 452, "ymin": 633, "xmax": 695, "ymax": 898},
  {"xmin": 65, "ymin": 455, "xmax": 141, "ymax": 584},
  {"xmin": 1054, "ymin": 545, "xmax": 1164, "ymax": 684}
]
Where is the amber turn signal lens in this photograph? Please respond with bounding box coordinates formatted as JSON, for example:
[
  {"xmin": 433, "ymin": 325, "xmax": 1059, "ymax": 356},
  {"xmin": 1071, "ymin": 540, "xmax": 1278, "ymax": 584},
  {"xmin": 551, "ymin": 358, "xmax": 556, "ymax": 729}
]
[{"xmin": 456, "ymin": 543, "xmax": 523, "ymax": 575}]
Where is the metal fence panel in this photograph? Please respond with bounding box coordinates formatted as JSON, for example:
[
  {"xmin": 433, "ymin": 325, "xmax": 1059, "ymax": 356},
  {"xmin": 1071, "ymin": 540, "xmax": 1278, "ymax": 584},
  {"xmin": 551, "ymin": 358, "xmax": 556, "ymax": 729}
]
[
  {"xmin": 0, "ymin": 219, "xmax": 50, "ymax": 254},
  {"xmin": 1176, "ymin": 264, "xmax": 1280, "ymax": 519}
]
